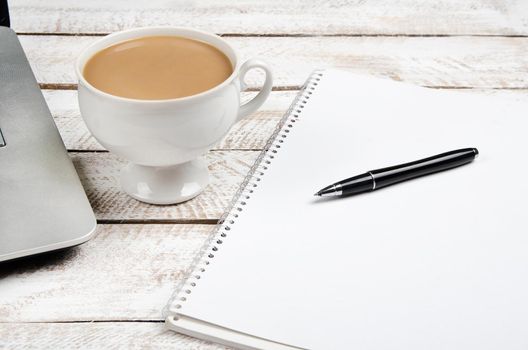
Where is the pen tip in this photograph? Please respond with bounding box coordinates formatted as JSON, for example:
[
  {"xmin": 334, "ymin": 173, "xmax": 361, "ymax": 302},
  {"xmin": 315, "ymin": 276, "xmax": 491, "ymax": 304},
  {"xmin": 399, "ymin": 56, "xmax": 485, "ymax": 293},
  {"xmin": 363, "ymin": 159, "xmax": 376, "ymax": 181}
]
[{"xmin": 314, "ymin": 191, "xmax": 322, "ymax": 196}]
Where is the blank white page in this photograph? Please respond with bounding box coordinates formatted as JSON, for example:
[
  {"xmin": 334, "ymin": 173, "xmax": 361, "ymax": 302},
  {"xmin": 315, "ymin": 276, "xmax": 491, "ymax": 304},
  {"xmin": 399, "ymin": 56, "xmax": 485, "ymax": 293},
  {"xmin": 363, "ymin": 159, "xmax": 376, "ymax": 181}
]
[{"xmin": 172, "ymin": 70, "xmax": 528, "ymax": 349}]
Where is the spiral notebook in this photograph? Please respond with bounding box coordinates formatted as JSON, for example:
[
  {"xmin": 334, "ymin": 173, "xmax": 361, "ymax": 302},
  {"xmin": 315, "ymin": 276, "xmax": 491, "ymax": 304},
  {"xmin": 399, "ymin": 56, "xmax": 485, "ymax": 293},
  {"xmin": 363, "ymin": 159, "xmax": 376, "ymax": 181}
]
[{"xmin": 165, "ymin": 70, "xmax": 528, "ymax": 350}]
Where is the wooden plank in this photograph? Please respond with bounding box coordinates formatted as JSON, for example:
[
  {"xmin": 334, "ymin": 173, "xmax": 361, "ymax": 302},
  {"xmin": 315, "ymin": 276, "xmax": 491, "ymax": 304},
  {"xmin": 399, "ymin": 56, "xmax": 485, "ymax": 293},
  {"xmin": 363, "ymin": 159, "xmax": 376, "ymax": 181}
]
[
  {"xmin": 73, "ymin": 151, "xmax": 257, "ymax": 221},
  {"xmin": 44, "ymin": 90, "xmax": 296, "ymax": 151},
  {"xmin": 46, "ymin": 88, "xmax": 528, "ymax": 153},
  {"xmin": 0, "ymin": 322, "xmax": 228, "ymax": 349},
  {"xmin": 20, "ymin": 35, "xmax": 528, "ymax": 89},
  {"xmin": 0, "ymin": 224, "xmax": 212, "ymax": 322},
  {"xmin": 9, "ymin": 0, "xmax": 528, "ymax": 36}
]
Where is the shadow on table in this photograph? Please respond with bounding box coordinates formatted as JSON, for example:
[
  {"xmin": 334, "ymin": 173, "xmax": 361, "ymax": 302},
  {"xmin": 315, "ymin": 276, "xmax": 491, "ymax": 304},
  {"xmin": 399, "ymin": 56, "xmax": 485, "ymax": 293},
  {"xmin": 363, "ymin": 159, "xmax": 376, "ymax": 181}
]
[{"xmin": 0, "ymin": 246, "xmax": 81, "ymax": 277}]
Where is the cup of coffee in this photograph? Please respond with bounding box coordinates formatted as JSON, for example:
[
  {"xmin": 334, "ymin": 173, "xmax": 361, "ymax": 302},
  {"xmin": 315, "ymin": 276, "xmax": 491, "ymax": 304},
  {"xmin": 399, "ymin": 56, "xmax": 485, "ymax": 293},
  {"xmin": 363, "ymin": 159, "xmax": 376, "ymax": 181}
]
[{"xmin": 76, "ymin": 27, "xmax": 272, "ymax": 204}]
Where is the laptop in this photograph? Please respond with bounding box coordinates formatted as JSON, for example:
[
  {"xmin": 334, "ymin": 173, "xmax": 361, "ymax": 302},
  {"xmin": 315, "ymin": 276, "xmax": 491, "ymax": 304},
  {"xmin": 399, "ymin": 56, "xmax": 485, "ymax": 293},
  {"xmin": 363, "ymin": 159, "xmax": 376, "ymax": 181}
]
[{"xmin": 0, "ymin": 27, "xmax": 96, "ymax": 262}]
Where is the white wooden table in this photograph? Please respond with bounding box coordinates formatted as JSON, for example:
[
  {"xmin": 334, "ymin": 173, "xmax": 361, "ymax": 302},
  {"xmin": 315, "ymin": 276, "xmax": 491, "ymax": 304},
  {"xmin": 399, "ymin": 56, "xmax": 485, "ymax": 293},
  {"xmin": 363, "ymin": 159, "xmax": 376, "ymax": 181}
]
[{"xmin": 1, "ymin": 1, "xmax": 528, "ymax": 348}]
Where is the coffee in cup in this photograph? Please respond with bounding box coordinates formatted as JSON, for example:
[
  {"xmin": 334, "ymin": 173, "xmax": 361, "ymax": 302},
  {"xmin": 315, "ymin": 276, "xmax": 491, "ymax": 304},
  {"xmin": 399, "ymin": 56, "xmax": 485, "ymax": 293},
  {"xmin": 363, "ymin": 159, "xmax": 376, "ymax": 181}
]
[{"xmin": 83, "ymin": 36, "xmax": 233, "ymax": 100}]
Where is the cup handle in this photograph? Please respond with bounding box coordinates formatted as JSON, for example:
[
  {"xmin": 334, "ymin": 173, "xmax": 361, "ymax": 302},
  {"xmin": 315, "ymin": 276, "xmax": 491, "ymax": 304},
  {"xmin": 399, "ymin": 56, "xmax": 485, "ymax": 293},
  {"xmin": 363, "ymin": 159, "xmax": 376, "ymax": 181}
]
[{"xmin": 237, "ymin": 59, "xmax": 273, "ymax": 121}]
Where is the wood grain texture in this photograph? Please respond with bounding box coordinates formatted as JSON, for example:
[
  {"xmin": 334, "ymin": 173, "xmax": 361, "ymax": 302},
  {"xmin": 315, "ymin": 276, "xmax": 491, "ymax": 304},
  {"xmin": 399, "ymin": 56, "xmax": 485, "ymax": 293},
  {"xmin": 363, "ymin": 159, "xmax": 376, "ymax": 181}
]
[
  {"xmin": 0, "ymin": 322, "xmax": 228, "ymax": 349},
  {"xmin": 0, "ymin": 224, "xmax": 212, "ymax": 322},
  {"xmin": 9, "ymin": 0, "xmax": 528, "ymax": 36},
  {"xmin": 44, "ymin": 90, "xmax": 296, "ymax": 151},
  {"xmin": 20, "ymin": 35, "xmax": 528, "ymax": 89},
  {"xmin": 72, "ymin": 151, "xmax": 257, "ymax": 221}
]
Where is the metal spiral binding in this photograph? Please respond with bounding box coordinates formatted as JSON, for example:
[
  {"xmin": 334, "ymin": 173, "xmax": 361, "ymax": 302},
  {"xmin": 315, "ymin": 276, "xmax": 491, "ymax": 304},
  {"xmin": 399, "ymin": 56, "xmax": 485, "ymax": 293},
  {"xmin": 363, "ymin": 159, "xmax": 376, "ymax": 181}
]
[{"xmin": 164, "ymin": 70, "xmax": 325, "ymax": 318}]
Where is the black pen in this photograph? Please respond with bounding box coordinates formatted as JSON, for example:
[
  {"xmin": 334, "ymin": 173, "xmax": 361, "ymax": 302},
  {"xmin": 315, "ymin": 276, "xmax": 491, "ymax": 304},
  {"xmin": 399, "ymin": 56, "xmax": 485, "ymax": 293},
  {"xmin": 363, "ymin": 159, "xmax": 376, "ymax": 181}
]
[{"xmin": 315, "ymin": 148, "xmax": 478, "ymax": 197}]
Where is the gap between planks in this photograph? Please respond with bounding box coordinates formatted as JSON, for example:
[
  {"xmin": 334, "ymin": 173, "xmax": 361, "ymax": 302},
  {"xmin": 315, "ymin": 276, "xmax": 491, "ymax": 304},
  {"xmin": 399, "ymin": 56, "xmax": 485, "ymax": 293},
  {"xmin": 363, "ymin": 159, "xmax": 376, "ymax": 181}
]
[
  {"xmin": 38, "ymin": 83, "xmax": 301, "ymax": 91},
  {"xmin": 39, "ymin": 83, "xmax": 528, "ymax": 92},
  {"xmin": 96, "ymin": 219, "xmax": 219, "ymax": 225},
  {"xmin": 16, "ymin": 32, "xmax": 528, "ymax": 38},
  {"xmin": 0, "ymin": 320, "xmax": 164, "ymax": 324},
  {"xmin": 68, "ymin": 149, "xmax": 263, "ymax": 153}
]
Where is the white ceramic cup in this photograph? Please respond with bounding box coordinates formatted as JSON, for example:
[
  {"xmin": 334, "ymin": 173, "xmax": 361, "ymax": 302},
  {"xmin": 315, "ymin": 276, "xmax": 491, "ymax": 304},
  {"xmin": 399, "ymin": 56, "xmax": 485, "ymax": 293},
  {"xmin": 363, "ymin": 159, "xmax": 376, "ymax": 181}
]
[{"xmin": 76, "ymin": 27, "xmax": 273, "ymax": 204}]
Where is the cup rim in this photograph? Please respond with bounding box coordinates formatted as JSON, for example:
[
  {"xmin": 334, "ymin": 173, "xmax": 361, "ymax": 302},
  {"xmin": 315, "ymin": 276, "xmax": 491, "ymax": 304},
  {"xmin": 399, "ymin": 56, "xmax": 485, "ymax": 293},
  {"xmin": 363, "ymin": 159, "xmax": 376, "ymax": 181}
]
[{"xmin": 75, "ymin": 26, "xmax": 240, "ymax": 104}]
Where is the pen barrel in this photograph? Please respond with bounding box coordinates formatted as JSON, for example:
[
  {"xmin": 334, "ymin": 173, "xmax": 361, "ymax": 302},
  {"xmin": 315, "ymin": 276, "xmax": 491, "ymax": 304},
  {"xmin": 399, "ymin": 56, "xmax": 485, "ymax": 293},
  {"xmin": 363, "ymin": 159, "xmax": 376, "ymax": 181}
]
[
  {"xmin": 340, "ymin": 173, "xmax": 375, "ymax": 196},
  {"xmin": 369, "ymin": 148, "xmax": 478, "ymax": 189}
]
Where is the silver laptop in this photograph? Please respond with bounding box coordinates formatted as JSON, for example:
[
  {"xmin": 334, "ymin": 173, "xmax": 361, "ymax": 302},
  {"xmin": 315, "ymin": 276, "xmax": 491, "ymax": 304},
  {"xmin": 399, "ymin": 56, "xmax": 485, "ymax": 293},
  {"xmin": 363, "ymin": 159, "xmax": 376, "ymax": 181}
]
[{"xmin": 0, "ymin": 27, "xmax": 96, "ymax": 262}]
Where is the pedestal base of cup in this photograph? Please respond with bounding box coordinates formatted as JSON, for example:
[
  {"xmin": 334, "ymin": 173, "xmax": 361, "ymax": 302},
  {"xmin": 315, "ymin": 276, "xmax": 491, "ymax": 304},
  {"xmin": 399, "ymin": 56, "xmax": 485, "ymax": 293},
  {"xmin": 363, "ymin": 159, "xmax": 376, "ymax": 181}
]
[{"xmin": 120, "ymin": 159, "xmax": 209, "ymax": 205}]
